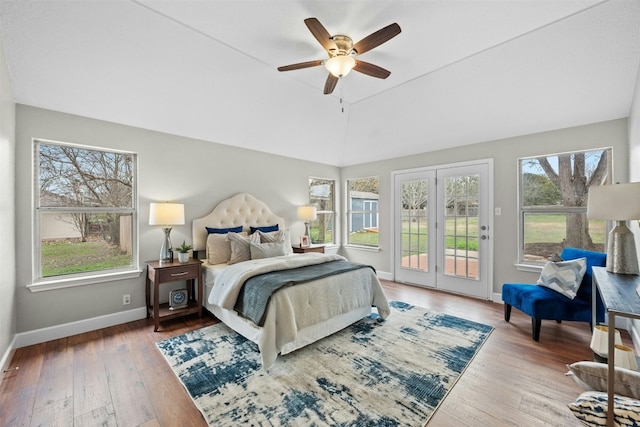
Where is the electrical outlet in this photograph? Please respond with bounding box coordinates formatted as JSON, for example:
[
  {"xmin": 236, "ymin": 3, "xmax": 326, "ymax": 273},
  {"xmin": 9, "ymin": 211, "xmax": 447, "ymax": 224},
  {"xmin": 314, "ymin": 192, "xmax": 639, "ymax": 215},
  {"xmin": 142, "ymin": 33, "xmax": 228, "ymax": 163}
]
[{"xmin": 123, "ymin": 294, "xmax": 131, "ymax": 305}]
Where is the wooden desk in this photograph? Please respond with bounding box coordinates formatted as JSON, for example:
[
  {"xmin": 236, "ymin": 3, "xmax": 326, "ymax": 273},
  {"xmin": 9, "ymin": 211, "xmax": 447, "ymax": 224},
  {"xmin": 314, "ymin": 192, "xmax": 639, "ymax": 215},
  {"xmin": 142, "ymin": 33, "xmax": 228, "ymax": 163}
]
[
  {"xmin": 592, "ymin": 267, "xmax": 640, "ymax": 427},
  {"xmin": 146, "ymin": 259, "xmax": 203, "ymax": 332}
]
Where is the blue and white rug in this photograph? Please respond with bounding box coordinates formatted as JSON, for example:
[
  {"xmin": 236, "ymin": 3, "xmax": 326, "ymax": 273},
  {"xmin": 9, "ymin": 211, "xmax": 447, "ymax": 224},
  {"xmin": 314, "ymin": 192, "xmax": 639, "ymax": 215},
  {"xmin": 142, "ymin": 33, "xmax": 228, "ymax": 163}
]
[{"xmin": 156, "ymin": 301, "xmax": 493, "ymax": 426}]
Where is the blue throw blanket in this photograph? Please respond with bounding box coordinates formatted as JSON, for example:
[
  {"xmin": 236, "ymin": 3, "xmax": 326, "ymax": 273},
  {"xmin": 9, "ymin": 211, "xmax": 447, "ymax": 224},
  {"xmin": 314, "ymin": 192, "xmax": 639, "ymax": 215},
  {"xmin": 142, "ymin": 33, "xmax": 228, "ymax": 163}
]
[{"xmin": 234, "ymin": 260, "xmax": 375, "ymax": 326}]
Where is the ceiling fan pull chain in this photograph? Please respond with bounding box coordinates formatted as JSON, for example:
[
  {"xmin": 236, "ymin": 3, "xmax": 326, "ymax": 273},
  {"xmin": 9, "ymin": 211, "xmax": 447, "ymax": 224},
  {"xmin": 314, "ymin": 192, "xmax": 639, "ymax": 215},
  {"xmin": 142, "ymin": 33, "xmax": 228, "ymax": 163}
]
[{"xmin": 340, "ymin": 79, "xmax": 344, "ymax": 113}]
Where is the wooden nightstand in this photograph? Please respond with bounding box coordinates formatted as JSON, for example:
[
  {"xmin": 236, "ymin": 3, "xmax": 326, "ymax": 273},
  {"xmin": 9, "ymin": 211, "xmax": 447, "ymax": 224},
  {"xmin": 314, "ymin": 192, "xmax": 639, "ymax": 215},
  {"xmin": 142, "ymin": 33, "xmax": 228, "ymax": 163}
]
[
  {"xmin": 292, "ymin": 245, "xmax": 325, "ymax": 254},
  {"xmin": 146, "ymin": 259, "xmax": 203, "ymax": 332}
]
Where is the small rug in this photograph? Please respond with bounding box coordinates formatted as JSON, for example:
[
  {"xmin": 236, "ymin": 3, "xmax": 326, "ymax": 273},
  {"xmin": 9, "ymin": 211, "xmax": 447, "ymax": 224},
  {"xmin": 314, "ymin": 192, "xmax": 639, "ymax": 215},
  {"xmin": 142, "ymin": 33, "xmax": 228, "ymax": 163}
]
[{"xmin": 156, "ymin": 301, "xmax": 493, "ymax": 426}]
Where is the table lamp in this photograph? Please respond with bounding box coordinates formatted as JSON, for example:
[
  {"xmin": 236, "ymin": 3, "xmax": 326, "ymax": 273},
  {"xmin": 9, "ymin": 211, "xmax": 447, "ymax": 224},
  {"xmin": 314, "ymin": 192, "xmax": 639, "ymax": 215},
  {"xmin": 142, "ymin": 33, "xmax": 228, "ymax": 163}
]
[
  {"xmin": 297, "ymin": 205, "xmax": 317, "ymax": 239},
  {"xmin": 587, "ymin": 182, "xmax": 640, "ymax": 275},
  {"xmin": 149, "ymin": 202, "xmax": 185, "ymax": 263}
]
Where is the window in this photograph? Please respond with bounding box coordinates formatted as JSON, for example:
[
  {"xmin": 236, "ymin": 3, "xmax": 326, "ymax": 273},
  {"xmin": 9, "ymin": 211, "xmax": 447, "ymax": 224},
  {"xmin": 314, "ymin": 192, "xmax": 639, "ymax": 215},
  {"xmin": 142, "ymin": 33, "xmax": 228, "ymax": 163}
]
[
  {"xmin": 34, "ymin": 139, "xmax": 138, "ymax": 285},
  {"xmin": 347, "ymin": 177, "xmax": 379, "ymax": 247},
  {"xmin": 309, "ymin": 178, "xmax": 335, "ymax": 245},
  {"xmin": 519, "ymin": 148, "xmax": 611, "ymax": 263}
]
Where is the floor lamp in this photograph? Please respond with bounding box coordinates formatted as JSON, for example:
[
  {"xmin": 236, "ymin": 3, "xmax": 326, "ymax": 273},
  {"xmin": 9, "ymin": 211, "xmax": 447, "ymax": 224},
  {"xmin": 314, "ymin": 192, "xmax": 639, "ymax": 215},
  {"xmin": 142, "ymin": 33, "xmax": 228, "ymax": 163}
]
[
  {"xmin": 149, "ymin": 202, "xmax": 185, "ymax": 263},
  {"xmin": 587, "ymin": 182, "xmax": 640, "ymax": 275}
]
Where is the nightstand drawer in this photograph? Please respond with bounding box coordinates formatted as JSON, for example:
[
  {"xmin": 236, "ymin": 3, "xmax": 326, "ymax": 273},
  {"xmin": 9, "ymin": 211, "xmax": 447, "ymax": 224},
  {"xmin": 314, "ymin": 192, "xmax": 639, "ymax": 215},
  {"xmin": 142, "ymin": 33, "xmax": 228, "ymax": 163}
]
[{"xmin": 157, "ymin": 266, "xmax": 198, "ymax": 282}]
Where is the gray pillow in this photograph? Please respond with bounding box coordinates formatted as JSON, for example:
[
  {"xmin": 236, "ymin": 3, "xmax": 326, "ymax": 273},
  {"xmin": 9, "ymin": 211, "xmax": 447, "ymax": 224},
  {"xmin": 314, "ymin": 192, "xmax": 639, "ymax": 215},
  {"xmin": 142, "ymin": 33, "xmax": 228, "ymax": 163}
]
[
  {"xmin": 227, "ymin": 232, "xmax": 260, "ymax": 264},
  {"xmin": 249, "ymin": 241, "xmax": 287, "ymax": 260},
  {"xmin": 566, "ymin": 361, "xmax": 640, "ymax": 399}
]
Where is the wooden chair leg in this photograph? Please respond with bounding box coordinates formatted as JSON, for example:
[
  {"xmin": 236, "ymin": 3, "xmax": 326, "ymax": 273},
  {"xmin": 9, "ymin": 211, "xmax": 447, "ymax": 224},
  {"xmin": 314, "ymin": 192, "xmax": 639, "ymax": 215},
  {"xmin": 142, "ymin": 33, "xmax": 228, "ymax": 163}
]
[
  {"xmin": 532, "ymin": 318, "xmax": 541, "ymax": 341},
  {"xmin": 504, "ymin": 303, "xmax": 512, "ymax": 322}
]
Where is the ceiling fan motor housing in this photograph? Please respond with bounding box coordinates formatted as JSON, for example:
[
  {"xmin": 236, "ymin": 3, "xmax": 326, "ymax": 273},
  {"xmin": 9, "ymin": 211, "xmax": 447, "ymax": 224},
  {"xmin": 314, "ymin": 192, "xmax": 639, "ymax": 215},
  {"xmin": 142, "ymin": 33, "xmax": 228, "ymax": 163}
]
[{"xmin": 329, "ymin": 35, "xmax": 355, "ymax": 57}]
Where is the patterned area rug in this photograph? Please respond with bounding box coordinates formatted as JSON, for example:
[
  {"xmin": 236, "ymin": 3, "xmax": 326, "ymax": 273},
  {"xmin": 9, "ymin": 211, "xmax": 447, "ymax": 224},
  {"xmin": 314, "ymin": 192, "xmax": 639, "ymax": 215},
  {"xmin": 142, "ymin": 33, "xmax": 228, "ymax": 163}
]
[{"xmin": 156, "ymin": 301, "xmax": 493, "ymax": 426}]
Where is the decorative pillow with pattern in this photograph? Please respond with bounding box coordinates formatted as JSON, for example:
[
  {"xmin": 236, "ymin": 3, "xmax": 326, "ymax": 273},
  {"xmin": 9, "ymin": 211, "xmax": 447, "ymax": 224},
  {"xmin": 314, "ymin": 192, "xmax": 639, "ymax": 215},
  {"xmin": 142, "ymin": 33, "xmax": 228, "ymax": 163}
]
[
  {"xmin": 206, "ymin": 231, "xmax": 246, "ymax": 265},
  {"xmin": 568, "ymin": 391, "xmax": 640, "ymax": 426},
  {"xmin": 258, "ymin": 229, "xmax": 293, "ymax": 255},
  {"xmin": 566, "ymin": 361, "xmax": 640, "ymax": 399},
  {"xmin": 537, "ymin": 257, "xmax": 587, "ymax": 299},
  {"xmin": 227, "ymin": 232, "xmax": 260, "ymax": 264}
]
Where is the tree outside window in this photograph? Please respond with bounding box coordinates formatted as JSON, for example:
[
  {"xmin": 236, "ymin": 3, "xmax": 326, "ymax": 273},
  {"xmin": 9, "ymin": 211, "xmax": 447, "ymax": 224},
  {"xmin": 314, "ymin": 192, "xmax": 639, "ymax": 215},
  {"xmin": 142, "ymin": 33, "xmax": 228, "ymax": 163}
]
[
  {"xmin": 35, "ymin": 140, "xmax": 137, "ymax": 279},
  {"xmin": 519, "ymin": 148, "xmax": 611, "ymax": 263}
]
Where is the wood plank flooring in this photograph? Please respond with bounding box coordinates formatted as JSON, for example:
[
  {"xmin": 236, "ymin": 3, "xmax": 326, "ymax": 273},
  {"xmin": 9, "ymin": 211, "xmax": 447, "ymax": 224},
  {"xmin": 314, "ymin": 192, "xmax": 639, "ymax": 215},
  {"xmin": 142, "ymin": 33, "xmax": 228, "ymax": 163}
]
[{"xmin": 1, "ymin": 280, "xmax": 621, "ymax": 426}]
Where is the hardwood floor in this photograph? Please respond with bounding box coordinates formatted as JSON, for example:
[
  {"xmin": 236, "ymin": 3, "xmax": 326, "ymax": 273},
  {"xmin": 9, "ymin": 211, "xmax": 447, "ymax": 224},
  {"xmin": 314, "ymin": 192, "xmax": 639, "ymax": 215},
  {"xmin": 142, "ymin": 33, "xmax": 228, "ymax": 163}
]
[{"xmin": 1, "ymin": 281, "xmax": 622, "ymax": 426}]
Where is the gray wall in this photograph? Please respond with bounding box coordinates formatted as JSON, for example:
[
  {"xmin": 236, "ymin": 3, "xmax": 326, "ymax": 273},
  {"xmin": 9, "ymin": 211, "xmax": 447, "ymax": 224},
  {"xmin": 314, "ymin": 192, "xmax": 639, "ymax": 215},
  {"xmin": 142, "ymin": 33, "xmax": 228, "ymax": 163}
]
[
  {"xmin": 342, "ymin": 119, "xmax": 630, "ymax": 296},
  {"xmin": 0, "ymin": 27, "xmax": 16, "ymax": 366},
  {"xmin": 14, "ymin": 105, "xmax": 340, "ymax": 333},
  {"xmin": 10, "ymin": 105, "xmax": 635, "ymax": 337}
]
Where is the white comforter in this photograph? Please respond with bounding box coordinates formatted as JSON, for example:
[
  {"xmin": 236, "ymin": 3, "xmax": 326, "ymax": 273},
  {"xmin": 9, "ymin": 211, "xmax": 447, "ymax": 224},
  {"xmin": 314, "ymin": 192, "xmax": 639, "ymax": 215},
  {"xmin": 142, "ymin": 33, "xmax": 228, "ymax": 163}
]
[{"xmin": 208, "ymin": 253, "xmax": 390, "ymax": 368}]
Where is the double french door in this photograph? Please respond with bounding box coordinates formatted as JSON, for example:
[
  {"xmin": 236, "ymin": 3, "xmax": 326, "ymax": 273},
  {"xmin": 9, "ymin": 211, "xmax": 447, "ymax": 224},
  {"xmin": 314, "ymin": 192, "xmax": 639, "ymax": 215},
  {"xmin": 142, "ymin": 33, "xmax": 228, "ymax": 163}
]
[{"xmin": 393, "ymin": 161, "xmax": 492, "ymax": 299}]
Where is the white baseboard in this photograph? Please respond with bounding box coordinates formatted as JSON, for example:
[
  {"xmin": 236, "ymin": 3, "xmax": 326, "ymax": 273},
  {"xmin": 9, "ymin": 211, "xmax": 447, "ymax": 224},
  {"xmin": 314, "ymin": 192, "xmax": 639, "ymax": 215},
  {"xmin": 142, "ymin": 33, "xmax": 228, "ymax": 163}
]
[
  {"xmin": 1, "ymin": 335, "xmax": 17, "ymax": 374},
  {"xmin": 14, "ymin": 307, "xmax": 147, "ymax": 348},
  {"xmin": 377, "ymin": 271, "xmax": 392, "ymax": 281}
]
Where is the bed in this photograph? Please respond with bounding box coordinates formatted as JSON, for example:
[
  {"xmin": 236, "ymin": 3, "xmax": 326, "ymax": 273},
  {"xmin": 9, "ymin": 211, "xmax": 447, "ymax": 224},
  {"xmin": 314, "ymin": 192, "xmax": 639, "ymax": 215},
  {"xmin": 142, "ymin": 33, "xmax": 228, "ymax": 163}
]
[{"xmin": 192, "ymin": 192, "xmax": 390, "ymax": 369}]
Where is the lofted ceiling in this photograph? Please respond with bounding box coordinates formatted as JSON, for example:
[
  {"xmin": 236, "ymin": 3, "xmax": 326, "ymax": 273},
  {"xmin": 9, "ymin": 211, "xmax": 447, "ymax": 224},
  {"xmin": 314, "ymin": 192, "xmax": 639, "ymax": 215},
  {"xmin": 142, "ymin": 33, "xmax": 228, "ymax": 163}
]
[{"xmin": 1, "ymin": 1, "xmax": 639, "ymax": 167}]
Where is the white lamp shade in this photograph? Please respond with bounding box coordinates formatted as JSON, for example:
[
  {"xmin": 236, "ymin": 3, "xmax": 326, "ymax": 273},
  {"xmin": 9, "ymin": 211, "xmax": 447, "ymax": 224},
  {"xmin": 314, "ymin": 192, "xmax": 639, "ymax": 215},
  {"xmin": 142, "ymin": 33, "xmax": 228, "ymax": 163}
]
[
  {"xmin": 614, "ymin": 344, "xmax": 638, "ymax": 371},
  {"xmin": 149, "ymin": 203, "xmax": 185, "ymax": 226},
  {"xmin": 587, "ymin": 182, "xmax": 640, "ymax": 220},
  {"xmin": 325, "ymin": 55, "xmax": 356, "ymax": 77},
  {"xmin": 297, "ymin": 206, "xmax": 317, "ymax": 222},
  {"xmin": 590, "ymin": 325, "xmax": 622, "ymax": 357}
]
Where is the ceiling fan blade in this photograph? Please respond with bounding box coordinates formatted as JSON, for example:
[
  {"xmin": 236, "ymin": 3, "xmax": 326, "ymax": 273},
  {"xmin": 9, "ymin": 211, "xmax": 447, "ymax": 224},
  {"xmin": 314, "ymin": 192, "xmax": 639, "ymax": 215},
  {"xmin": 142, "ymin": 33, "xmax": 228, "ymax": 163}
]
[
  {"xmin": 324, "ymin": 74, "xmax": 339, "ymax": 94},
  {"xmin": 353, "ymin": 61, "xmax": 391, "ymax": 79},
  {"xmin": 352, "ymin": 23, "xmax": 401, "ymax": 55},
  {"xmin": 304, "ymin": 18, "xmax": 338, "ymax": 53},
  {"xmin": 277, "ymin": 60, "xmax": 324, "ymax": 72}
]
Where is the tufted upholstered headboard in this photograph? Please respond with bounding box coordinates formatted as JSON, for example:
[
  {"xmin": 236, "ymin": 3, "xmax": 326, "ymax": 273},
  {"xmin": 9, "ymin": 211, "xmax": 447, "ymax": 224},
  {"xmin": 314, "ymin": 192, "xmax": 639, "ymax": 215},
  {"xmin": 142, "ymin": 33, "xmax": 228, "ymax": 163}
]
[{"xmin": 192, "ymin": 193, "xmax": 286, "ymax": 252}]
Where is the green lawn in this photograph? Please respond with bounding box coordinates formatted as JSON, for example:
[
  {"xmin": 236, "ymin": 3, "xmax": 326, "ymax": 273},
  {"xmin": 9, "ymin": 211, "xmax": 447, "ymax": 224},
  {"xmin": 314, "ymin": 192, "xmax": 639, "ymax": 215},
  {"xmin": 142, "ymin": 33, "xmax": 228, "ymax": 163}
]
[
  {"xmin": 347, "ymin": 215, "xmax": 606, "ymax": 253},
  {"xmin": 41, "ymin": 240, "xmax": 131, "ymax": 277}
]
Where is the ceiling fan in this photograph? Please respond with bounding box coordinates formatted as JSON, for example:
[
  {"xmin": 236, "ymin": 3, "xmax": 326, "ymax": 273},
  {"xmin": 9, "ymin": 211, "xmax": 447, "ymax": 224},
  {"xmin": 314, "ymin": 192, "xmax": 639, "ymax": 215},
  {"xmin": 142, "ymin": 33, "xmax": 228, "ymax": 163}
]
[{"xmin": 277, "ymin": 18, "xmax": 401, "ymax": 94}]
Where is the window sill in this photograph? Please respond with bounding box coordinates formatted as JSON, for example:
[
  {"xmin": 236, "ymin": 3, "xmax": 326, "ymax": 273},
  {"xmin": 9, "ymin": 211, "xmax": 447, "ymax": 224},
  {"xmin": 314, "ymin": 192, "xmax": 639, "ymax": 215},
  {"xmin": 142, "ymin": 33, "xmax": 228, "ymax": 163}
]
[
  {"xmin": 28, "ymin": 268, "xmax": 143, "ymax": 292},
  {"xmin": 515, "ymin": 263, "xmax": 544, "ymax": 273},
  {"xmin": 343, "ymin": 244, "xmax": 381, "ymax": 252}
]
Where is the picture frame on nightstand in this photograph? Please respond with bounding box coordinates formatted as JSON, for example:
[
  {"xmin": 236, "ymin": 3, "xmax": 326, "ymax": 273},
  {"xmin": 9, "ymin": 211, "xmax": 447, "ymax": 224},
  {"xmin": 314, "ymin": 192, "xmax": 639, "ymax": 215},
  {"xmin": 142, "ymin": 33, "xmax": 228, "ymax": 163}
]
[{"xmin": 300, "ymin": 235, "xmax": 310, "ymax": 247}]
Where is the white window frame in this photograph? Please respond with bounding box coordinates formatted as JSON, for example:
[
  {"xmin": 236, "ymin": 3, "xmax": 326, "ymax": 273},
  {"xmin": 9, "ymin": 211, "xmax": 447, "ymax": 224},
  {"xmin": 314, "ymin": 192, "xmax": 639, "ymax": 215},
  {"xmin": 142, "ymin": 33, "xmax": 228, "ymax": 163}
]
[
  {"xmin": 517, "ymin": 147, "xmax": 611, "ymax": 266},
  {"xmin": 309, "ymin": 177, "xmax": 336, "ymax": 245},
  {"xmin": 346, "ymin": 177, "xmax": 380, "ymax": 248},
  {"xmin": 30, "ymin": 138, "xmax": 140, "ymax": 292}
]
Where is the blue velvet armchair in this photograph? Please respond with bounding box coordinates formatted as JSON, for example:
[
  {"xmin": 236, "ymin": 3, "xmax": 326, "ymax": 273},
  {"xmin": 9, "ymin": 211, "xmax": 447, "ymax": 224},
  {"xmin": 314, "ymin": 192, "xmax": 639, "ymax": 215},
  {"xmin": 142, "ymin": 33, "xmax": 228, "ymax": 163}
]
[{"xmin": 502, "ymin": 248, "xmax": 606, "ymax": 341}]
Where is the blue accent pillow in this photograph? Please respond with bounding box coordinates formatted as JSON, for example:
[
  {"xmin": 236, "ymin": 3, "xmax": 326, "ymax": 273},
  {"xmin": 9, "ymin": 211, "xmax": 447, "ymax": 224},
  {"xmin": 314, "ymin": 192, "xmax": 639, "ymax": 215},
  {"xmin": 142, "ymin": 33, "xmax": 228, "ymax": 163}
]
[
  {"xmin": 250, "ymin": 224, "xmax": 279, "ymax": 234},
  {"xmin": 206, "ymin": 225, "xmax": 243, "ymax": 234}
]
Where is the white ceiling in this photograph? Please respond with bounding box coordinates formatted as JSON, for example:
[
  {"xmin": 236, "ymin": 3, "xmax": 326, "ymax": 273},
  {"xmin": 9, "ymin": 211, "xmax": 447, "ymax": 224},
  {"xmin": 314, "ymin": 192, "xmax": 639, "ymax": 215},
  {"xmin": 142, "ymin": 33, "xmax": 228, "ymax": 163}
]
[{"xmin": 1, "ymin": 0, "xmax": 639, "ymax": 167}]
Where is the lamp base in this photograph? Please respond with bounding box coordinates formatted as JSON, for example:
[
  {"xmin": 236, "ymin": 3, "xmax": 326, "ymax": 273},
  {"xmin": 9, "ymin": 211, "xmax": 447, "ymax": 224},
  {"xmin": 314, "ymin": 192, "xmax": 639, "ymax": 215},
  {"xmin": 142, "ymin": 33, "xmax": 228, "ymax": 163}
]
[
  {"xmin": 304, "ymin": 221, "xmax": 311, "ymax": 240},
  {"xmin": 159, "ymin": 227, "xmax": 174, "ymax": 263},
  {"xmin": 606, "ymin": 221, "xmax": 639, "ymax": 275}
]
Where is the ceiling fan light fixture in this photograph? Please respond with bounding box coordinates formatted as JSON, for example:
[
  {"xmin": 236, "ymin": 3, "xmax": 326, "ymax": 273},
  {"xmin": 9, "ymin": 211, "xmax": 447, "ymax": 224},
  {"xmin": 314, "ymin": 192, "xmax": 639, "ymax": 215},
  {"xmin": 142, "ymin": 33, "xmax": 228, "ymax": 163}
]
[{"xmin": 325, "ymin": 55, "xmax": 356, "ymax": 78}]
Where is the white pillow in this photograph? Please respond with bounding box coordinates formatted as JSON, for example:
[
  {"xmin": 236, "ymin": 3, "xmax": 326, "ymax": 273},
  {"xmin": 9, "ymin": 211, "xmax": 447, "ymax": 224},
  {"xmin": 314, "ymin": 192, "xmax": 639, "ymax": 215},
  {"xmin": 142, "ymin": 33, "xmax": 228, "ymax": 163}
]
[
  {"xmin": 227, "ymin": 232, "xmax": 260, "ymax": 265},
  {"xmin": 249, "ymin": 241, "xmax": 287, "ymax": 260},
  {"xmin": 568, "ymin": 390, "xmax": 640, "ymax": 426},
  {"xmin": 566, "ymin": 361, "xmax": 640, "ymax": 399},
  {"xmin": 537, "ymin": 257, "xmax": 587, "ymax": 299},
  {"xmin": 258, "ymin": 229, "xmax": 293, "ymax": 255}
]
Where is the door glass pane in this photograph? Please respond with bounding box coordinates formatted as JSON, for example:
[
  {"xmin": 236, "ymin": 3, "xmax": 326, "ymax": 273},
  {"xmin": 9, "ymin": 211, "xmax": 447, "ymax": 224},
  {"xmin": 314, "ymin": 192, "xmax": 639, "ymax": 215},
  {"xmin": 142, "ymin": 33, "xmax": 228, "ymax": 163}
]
[
  {"xmin": 443, "ymin": 175, "xmax": 479, "ymax": 279},
  {"xmin": 401, "ymin": 179, "xmax": 428, "ymax": 270}
]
